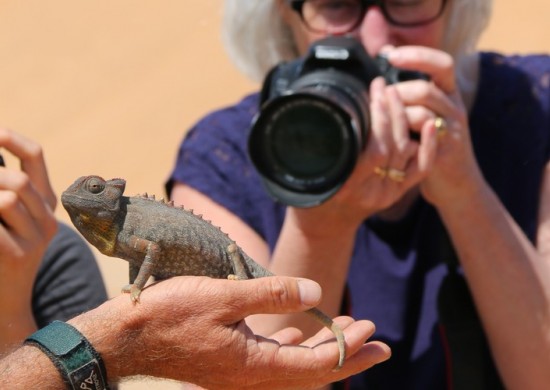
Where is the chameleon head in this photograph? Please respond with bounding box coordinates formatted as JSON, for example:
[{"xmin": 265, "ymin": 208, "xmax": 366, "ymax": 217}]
[{"xmin": 61, "ymin": 175, "xmax": 127, "ymax": 233}]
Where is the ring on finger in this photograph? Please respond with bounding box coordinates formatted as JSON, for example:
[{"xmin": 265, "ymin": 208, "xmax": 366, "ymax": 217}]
[
  {"xmin": 387, "ymin": 168, "xmax": 406, "ymax": 183},
  {"xmin": 434, "ymin": 116, "xmax": 448, "ymax": 138},
  {"xmin": 373, "ymin": 166, "xmax": 388, "ymax": 178}
]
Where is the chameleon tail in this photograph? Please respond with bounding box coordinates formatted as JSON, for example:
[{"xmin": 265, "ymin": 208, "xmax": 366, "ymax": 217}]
[{"xmin": 306, "ymin": 307, "xmax": 346, "ymax": 370}]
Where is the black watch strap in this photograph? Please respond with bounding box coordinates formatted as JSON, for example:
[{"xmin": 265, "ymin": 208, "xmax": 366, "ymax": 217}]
[{"xmin": 25, "ymin": 320, "xmax": 110, "ymax": 390}]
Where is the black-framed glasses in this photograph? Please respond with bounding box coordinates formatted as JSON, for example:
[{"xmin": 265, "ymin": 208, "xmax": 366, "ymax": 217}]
[{"xmin": 288, "ymin": 0, "xmax": 448, "ymax": 34}]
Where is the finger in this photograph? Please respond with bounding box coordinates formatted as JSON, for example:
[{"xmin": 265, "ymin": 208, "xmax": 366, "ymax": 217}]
[
  {"xmin": 322, "ymin": 340, "xmax": 391, "ymax": 381},
  {"xmin": 268, "ymin": 327, "xmax": 305, "ymax": 345},
  {"xmin": 300, "ymin": 316, "xmax": 355, "ymax": 348},
  {"xmin": 417, "ymin": 119, "xmax": 439, "ymax": 173},
  {"xmin": 0, "ymin": 217, "xmax": 22, "ymax": 256},
  {"xmin": 385, "ymin": 85, "xmax": 417, "ymax": 174},
  {"xmin": 405, "ymin": 106, "xmax": 437, "ymax": 132},
  {"xmin": 251, "ymin": 320, "xmax": 389, "ymax": 383},
  {"xmin": 0, "ymin": 128, "xmax": 57, "ymax": 210},
  {"xmin": 0, "ymin": 167, "xmax": 56, "ymax": 230},
  {"xmin": 302, "ymin": 318, "xmax": 379, "ymax": 364},
  {"xmin": 386, "ymin": 85, "xmax": 409, "ymax": 145},
  {"xmin": 386, "ymin": 46, "xmax": 456, "ymax": 93},
  {"xmin": 223, "ymin": 276, "xmax": 323, "ymax": 320},
  {"xmin": 367, "ymin": 77, "xmax": 392, "ymax": 171},
  {"xmin": 248, "ymin": 343, "xmax": 390, "ymax": 390},
  {"xmin": 0, "ymin": 190, "xmax": 39, "ymax": 239},
  {"xmin": 393, "ymin": 79, "xmax": 457, "ymax": 121}
]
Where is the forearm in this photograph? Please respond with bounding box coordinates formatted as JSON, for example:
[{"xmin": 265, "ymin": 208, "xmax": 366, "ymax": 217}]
[
  {"xmin": 438, "ymin": 183, "xmax": 550, "ymax": 389},
  {"xmin": 0, "ymin": 344, "xmax": 64, "ymax": 389},
  {"xmin": 0, "ymin": 310, "xmax": 37, "ymax": 354},
  {"xmin": 0, "ymin": 297, "xmax": 133, "ymax": 388},
  {"xmin": 0, "ymin": 282, "xmax": 37, "ymax": 353}
]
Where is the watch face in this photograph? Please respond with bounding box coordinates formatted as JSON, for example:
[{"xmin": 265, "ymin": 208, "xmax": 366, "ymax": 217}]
[{"xmin": 69, "ymin": 359, "xmax": 108, "ymax": 390}]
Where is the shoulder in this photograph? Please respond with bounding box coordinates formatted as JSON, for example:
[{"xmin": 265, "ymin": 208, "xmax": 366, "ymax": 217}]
[
  {"xmin": 472, "ymin": 53, "xmax": 550, "ymax": 234},
  {"xmin": 176, "ymin": 93, "xmax": 260, "ymax": 169},
  {"xmin": 480, "ymin": 52, "xmax": 550, "ymax": 99},
  {"xmin": 480, "ymin": 52, "xmax": 550, "ymax": 74},
  {"xmin": 476, "ymin": 52, "xmax": 550, "ymax": 119},
  {"xmin": 187, "ymin": 93, "xmax": 260, "ymax": 143}
]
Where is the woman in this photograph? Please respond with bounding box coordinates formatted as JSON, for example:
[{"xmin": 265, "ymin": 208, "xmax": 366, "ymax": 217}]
[{"xmin": 167, "ymin": 0, "xmax": 550, "ymax": 388}]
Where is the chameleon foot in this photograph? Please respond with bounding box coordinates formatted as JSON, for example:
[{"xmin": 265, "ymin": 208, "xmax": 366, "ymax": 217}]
[{"xmin": 122, "ymin": 284, "xmax": 142, "ymax": 302}]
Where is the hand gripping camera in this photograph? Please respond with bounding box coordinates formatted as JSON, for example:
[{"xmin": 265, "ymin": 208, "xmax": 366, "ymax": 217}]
[{"xmin": 248, "ymin": 36, "xmax": 427, "ymax": 207}]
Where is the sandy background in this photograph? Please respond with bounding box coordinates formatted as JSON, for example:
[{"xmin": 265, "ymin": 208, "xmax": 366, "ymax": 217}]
[{"xmin": 1, "ymin": 1, "xmax": 549, "ymax": 388}]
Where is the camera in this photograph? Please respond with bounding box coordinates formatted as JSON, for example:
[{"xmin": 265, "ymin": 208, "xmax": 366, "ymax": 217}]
[{"xmin": 248, "ymin": 36, "xmax": 428, "ymax": 207}]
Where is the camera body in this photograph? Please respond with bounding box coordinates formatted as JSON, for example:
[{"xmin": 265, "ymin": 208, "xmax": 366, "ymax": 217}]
[{"xmin": 248, "ymin": 36, "xmax": 427, "ymax": 207}]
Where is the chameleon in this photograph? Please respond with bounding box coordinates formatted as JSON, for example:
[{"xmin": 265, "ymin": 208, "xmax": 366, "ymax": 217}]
[{"xmin": 61, "ymin": 175, "xmax": 346, "ymax": 369}]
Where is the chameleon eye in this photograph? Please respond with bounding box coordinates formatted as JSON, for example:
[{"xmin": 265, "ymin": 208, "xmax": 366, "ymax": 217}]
[{"xmin": 86, "ymin": 177, "xmax": 105, "ymax": 194}]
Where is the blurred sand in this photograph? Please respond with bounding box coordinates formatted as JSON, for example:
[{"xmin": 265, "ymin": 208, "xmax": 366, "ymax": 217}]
[{"xmin": 0, "ymin": 1, "xmax": 548, "ymax": 389}]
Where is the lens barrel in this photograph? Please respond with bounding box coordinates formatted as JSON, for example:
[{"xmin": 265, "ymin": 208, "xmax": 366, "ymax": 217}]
[{"xmin": 249, "ymin": 70, "xmax": 369, "ymax": 207}]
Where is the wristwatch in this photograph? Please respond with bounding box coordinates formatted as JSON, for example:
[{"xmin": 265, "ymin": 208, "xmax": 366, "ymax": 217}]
[{"xmin": 25, "ymin": 320, "xmax": 110, "ymax": 390}]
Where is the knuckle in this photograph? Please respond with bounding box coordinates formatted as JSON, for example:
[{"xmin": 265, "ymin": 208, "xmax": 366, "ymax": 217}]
[
  {"xmin": 25, "ymin": 142, "xmax": 44, "ymax": 161},
  {"xmin": 440, "ymin": 53, "xmax": 455, "ymax": 74},
  {"xmin": 395, "ymin": 136, "xmax": 413, "ymax": 154},
  {"xmin": 12, "ymin": 173, "xmax": 32, "ymax": 194},
  {"xmin": 5, "ymin": 246, "xmax": 27, "ymax": 262},
  {"xmin": 453, "ymin": 109, "xmax": 468, "ymax": 126},
  {"xmin": 424, "ymin": 82, "xmax": 439, "ymax": 100},
  {"xmin": 0, "ymin": 191, "xmax": 19, "ymax": 210},
  {"xmin": 266, "ymin": 277, "xmax": 292, "ymax": 307},
  {"xmin": 369, "ymin": 146, "xmax": 389, "ymax": 166},
  {"xmin": 0, "ymin": 127, "xmax": 14, "ymax": 145}
]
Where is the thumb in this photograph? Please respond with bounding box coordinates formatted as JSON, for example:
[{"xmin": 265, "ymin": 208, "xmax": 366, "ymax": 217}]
[{"xmin": 228, "ymin": 276, "xmax": 322, "ymax": 319}]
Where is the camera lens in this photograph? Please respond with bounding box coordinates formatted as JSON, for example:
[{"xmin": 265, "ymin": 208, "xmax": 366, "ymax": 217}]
[
  {"xmin": 249, "ymin": 84, "xmax": 365, "ymax": 202},
  {"xmin": 249, "ymin": 64, "xmax": 371, "ymax": 207},
  {"xmin": 267, "ymin": 96, "xmax": 351, "ymax": 190}
]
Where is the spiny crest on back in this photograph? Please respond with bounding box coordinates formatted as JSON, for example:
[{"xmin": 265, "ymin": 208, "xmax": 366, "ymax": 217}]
[
  {"xmin": 134, "ymin": 191, "xmax": 231, "ymax": 239},
  {"xmin": 136, "ymin": 192, "xmax": 175, "ymax": 207}
]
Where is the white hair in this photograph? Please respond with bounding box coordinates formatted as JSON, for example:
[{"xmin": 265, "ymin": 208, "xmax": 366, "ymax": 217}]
[{"xmin": 222, "ymin": 0, "xmax": 493, "ymax": 83}]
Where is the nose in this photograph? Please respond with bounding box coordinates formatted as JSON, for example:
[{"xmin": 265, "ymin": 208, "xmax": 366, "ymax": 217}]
[{"xmin": 355, "ymin": 5, "xmax": 393, "ymax": 57}]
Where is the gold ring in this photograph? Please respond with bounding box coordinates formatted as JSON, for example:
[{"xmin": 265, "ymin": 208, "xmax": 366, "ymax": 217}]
[
  {"xmin": 387, "ymin": 168, "xmax": 406, "ymax": 183},
  {"xmin": 373, "ymin": 166, "xmax": 388, "ymax": 178},
  {"xmin": 434, "ymin": 116, "xmax": 448, "ymax": 138}
]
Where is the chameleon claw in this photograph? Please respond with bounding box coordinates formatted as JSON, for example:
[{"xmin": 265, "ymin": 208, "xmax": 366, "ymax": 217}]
[
  {"xmin": 227, "ymin": 274, "xmax": 239, "ymax": 280},
  {"xmin": 122, "ymin": 284, "xmax": 142, "ymax": 302},
  {"xmin": 130, "ymin": 285, "xmax": 142, "ymax": 302}
]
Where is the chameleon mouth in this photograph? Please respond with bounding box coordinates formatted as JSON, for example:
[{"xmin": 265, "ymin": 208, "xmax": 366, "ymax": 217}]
[
  {"xmin": 61, "ymin": 191, "xmax": 120, "ymax": 215},
  {"xmin": 60, "ymin": 192, "xmax": 74, "ymax": 210},
  {"xmin": 60, "ymin": 192, "xmax": 80, "ymax": 212}
]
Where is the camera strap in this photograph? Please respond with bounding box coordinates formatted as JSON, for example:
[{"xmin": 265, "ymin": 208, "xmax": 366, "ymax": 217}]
[{"xmin": 436, "ymin": 227, "xmax": 504, "ymax": 390}]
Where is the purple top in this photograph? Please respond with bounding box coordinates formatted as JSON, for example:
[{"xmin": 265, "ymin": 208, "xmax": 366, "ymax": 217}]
[{"xmin": 167, "ymin": 52, "xmax": 550, "ymax": 388}]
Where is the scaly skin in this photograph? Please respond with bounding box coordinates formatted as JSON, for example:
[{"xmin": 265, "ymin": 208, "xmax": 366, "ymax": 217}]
[{"xmin": 61, "ymin": 175, "xmax": 346, "ymax": 369}]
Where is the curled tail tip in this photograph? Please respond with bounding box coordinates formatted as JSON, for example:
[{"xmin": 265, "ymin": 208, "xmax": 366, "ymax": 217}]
[
  {"xmin": 332, "ymin": 323, "xmax": 346, "ymax": 371},
  {"xmin": 305, "ymin": 308, "xmax": 346, "ymax": 370}
]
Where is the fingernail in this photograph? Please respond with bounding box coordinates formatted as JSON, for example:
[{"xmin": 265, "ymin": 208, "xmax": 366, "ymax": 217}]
[{"xmin": 298, "ymin": 279, "xmax": 322, "ymax": 306}]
